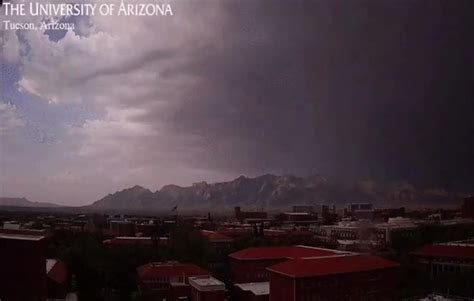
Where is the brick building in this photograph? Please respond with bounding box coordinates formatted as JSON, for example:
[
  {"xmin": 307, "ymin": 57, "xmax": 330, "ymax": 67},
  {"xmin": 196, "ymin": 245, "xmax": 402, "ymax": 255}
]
[
  {"xmin": 268, "ymin": 255, "xmax": 399, "ymax": 301},
  {"xmin": 137, "ymin": 262, "xmax": 211, "ymax": 301},
  {"xmin": 412, "ymin": 240, "xmax": 474, "ymax": 277},
  {"xmin": 229, "ymin": 245, "xmax": 399, "ymax": 301},
  {"xmin": 0, "ymin": 233, "xmax": 48, "ymax": 301},
  {"xmin": 229, "ymin": 246, "xmax": 348, "ymax": 283}
]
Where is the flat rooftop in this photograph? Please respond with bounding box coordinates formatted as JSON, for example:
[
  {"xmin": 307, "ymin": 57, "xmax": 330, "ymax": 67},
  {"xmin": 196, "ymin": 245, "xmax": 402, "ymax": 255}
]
[
  {"xmin": 268, "ymin": 254, "xmax": 399, "ymax": 278},
  {"xmin": 229, "ymin": 245, "xmax": 347, "ymax": 261},
  {"xmin": 189, "ymin": 276, "xmax": 225, "ymax": 291},
  {"xmin": 413, "ymin": 242, "xmax": 474, "ymax": 259},
  {"xmin": 0, "ymin": 233, "xmax": 45, "ymax": 241},
  {"xmin": 235, "ymin": 282, "xmax": 269, "ymax": 296}
]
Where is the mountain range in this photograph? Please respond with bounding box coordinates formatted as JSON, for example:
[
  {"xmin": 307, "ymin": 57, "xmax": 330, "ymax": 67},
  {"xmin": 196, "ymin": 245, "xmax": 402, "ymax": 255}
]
[
  {"xmin": 86, "ymin": 174, "xmax": 468, "ymax": 212},
  {"xmin": 0, "ymin": 197, "xmax": 60, "ymax": 208}
]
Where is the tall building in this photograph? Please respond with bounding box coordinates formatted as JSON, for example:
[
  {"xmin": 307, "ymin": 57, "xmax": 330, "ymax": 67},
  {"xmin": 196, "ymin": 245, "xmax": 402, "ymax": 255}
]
[
  {"xmin": 0, "ymin": 233, "xmax": 48, "ymax": 301},
  {"xmin": 461, "ymin": 196, "xmax": 474, "ymax": 219}
]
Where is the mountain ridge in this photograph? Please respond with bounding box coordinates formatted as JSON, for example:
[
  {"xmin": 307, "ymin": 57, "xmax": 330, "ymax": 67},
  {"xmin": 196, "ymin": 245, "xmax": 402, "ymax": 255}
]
[
  {"xmin": 0, "ymin": 197, "xmax": 60, "ymax": 208},
  {"xmin": 87, "ymin": 174, "xmax": 468, "ymax": 211}
]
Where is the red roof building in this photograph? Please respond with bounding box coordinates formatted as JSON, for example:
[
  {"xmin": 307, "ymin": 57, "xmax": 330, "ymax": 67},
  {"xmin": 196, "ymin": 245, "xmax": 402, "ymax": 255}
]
[
  {"xmin": 137, "ymin": 262, "xmax": 211, "ymax": 301},
  {"xmin": 268, "ymin": 255, "xmax": 399, "ymax": 301},
  {"xmin": 267, "ymin": 254, "xmax": 398, "ymax": 278},
  {"xmin": 229, "ymin": 245, "xmax": 399, "ymax": 301},
  {"xmin": 228, "ymin": 246, "xmax": 347, "ymax": 283},
  {"xmin": 230, "ymin": 245, "xmax": 340, "ymax": 261},
  {"xmin": 412, "ymin": 241, "xmax": 474, "ymax": 277}
]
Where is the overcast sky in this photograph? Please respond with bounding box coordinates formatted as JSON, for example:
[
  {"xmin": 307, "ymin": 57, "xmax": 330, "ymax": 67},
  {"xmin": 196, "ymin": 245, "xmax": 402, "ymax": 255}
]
[{"xmin": 1, "ymin": 0, "xmax": 473, "ymax": 205}]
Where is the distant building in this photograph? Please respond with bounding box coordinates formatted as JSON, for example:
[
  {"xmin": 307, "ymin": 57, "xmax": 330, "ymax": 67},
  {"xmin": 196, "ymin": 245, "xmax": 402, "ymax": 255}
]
[
  {"xmin": 216, "ymin": 227, "xmax": 253, "ymax": 239},
  {"xmin": 319, "ymin": 218, "xmax": 418, "ymax": 248},
  {"xmin": 280, "ymin": 212, "xmax": 317, "ymax": 223},
  {"xmin": 235, "ymin": 207, "xmax": 267, "ymax": 223},
  {"xmin": 137, "ymin": 262, "xmax": 211, "ymax": 301},
  {"xmin": 320, "ymin": 220, "xmax": 374, "ymax": 241},
  {"xmin": 110, "ymin": 220, "xmax": 135, "ymax": 236},
  {"xmin": 461, "ymin": 197, "xmax": 474, "ymax": 219},
  {"xmin": 198, "ymin": 230, "xmax": 234, "ymax": 244},
  {"xmin": 189, "ymin": 276, "xmax": 226, "ymax": 301},
  {"xmin": 292, "ymin": 205, "xmax": 314, "ymax": 213},
  {"xmin": 348, "ymin": 203, "xmax": 375, "ymax": 220},
  {"xmin": 374, "ymin": 217, "xmax": 418, "ymax": 245},
  {"xmin": 103, "ymin": 236, "xmax": 168, "ymax": 247},
  {"xmin": 2, "ymin": 221, "xmax": 21, "ymax": 230},
  {"xmin": 412, "ymin": 240, "xmax": 474, "ymax": 277},
  {"xmin": 0, "ymin": 227, "xmax": 49, "ymax": 237},
  {"xmin": 374, "ymin": 207, "xmax": 406, "ymax": 221}
]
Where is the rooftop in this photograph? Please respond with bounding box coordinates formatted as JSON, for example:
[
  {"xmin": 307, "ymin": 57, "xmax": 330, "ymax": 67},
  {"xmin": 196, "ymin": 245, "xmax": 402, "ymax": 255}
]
[
  {"xmin": 413, "ymin": 243, "xmax": 474, "ymax": 260},
  {"xmin": 103, "ymin": 236, "xmax": 168, "ymax": 246},
  {"xmin": 235, "ymin": 282, "xmax": 269, "ymax": 296},
  {"xmin": 198, "ymin": 230, "xmax": 234, "ymax": 242},
  {"xmin": 0, "ymin": 233, "xmax": 45, "ymax": 241},
  {"xmin": 267, "ymin": 254, "xmax": 399, "ymax": 278},
  {"xmin": 137, "ymin": 262, "xmax": 209, "ymax": 280},
  {"xmin": 229, "ymin": 245, "xmax": 345, "ymax": 261},
  {"xmin": 189, "ymin": 276, "xmax": 225, "ymax": 291}
]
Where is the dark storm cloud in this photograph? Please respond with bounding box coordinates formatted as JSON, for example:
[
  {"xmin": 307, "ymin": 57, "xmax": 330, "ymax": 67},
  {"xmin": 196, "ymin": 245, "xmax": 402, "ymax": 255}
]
[{"xmin": 149, "ymin": 0, "xmax": 474, "ymax": 188}]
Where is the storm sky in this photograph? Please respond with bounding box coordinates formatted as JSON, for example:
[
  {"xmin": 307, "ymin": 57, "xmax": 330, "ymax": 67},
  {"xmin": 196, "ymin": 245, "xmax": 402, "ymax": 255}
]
[{"xmin": 1, "ymin": 0, "xmax": 473, "ymax": 205}]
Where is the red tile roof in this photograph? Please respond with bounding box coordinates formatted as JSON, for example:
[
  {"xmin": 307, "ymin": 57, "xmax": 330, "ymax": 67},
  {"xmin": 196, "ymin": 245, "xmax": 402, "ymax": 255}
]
[
  {"xmin": 413, "ymin": 244, "xmax": 474, "ymax": 260},
  {"xmin": 267, "ymin": 255, "xmax": 399, "ymax": 278},
  {"xmin": 137, "ymin": 262, "xmax": 210, "ymax": 280},
  {"xmin": 229, "ymin": 246, "xmax": 339, "ymax": 260}
]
